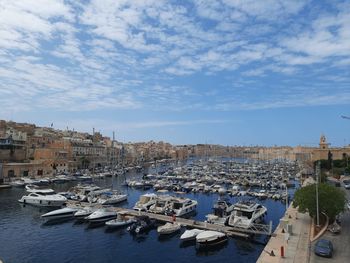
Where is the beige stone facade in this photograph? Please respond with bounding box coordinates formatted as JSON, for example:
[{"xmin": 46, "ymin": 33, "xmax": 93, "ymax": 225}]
[{"xmin": 1, "ymin": 120, "xmax": 350, "ymax": 179}]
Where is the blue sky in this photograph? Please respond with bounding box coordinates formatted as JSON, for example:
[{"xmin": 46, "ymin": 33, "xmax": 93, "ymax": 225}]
[{"xmin": 0, "ymin": 0, "xmax": 349, "ymax": 146}]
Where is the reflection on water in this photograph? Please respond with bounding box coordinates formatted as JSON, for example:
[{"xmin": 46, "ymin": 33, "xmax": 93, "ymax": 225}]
[
  {"xmin": 42, "ymin": 218, "xmax": 74, "ymax": 226},
  {"xmin": 235, "ymin": 239, "xmax": 257, "ymax": 255},
  {"xmin": 157, "ymin": 231, "xmax": 181, "ymax": 242},
  {"xmin": 195, "ymin": 241, "xmax": 228, "ymax": 256},
  {"xmin": 0, "ymin": 168, "xmax": 293, "ymax": 263}
]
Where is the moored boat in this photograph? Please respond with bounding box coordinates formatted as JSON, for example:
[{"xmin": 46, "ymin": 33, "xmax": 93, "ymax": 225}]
[
  {"xmin": 180, "ymin": 229, "xmax": 204, "ymax": 241},
  {"xmin": 157, "ymin": 222, "xmax": 181, "ymax": 235},
  {"xmin": 41, "ymin": 207, "xmax": 78, "ymax": 221},
  {"xmin": 105, "ymin": 212, "xmax": 136, "ymax": 228},
  {"xmin": 196, "ymin": 231, "xmax": 227, "ymax": 247},
  {"xmin": 85, "ymin": 208, "xmax": 117, "ymax": 223},
  {"xmin": 133, "ymin": 193, "xmax": 158, "ymax": 212},
  {"xmin": 227, "ymin": 201, "xmax": 267, "ymax": 228},
  {"xmin": 74, "ymin": 206, "xmax": 96, "ymax": 219},
  {"xmin": 18, "ymin": 186, "xmax": 67, "ymax": 207}
]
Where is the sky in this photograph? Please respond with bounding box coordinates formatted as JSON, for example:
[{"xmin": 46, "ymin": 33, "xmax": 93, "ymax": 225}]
[{"xmin": 0, "ymin": 0, "xmax": 349, "ymax": 146}]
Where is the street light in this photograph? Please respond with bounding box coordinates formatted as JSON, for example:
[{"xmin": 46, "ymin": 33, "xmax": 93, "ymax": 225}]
[{"xmin": 316, "ymin": 161, "xmax": 320, "ymax": 227}]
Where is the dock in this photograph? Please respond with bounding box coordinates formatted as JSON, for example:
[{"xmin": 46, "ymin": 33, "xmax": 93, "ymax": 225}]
[{"xmin": 66, "ymin": 201, "xmax": 273, "ymax": 238}]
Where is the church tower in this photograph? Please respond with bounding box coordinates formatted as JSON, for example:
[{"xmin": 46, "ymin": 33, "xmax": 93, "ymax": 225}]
[{"xmin": 319, "ymin": 134, "xmax": 329, "ymax": 149}]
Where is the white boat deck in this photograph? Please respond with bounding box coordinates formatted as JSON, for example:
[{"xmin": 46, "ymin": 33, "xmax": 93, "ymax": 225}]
[{"xmin": 66, "ymin": 200, "xmax": 272, "ymax": 238}]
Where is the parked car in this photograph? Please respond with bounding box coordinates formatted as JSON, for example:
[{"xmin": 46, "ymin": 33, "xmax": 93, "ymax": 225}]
[
  {"xmin": 314, "ymin": 239, "xmax": 333, "ymax": 258},
  {"xmin": 343, "ymin": 179, "xmax": 350, "ymax": 189}
]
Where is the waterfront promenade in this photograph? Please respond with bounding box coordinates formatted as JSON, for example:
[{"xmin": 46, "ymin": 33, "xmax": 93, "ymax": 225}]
[
  {"xmin": 257, "ymin": 204, "xmax": 311, "ymax": 263},
  {"xmin": 310, "ymin": 182, "xmax": 350, "ymax": 263}
]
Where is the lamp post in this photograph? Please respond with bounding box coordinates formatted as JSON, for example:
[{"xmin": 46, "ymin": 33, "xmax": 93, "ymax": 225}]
[
  {"xmin": 316, "ymin": 161, "xmax": 320, "ymax": 227},
  {"xmin": 285, "ymin": 184, "xmax": 288, "ymax": 211}
]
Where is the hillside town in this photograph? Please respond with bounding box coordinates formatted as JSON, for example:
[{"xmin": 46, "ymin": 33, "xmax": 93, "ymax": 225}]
[{"xmin": 1, "ymin": 119, "xmax": 349, "ymax": 181}]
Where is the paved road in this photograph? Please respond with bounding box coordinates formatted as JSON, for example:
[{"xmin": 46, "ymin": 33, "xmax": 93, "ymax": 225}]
[{"xmin": 310, "ymin": 187, "xmax": 350, "ymax": 262}]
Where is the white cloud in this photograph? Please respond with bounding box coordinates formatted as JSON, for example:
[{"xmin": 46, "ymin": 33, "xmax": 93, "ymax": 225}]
[{"xmin": 0, "ymin": 0, "xmax": 349, "ymax": 118}]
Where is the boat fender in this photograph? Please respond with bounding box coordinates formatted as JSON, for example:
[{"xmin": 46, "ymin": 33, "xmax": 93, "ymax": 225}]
[{"xmin": 40, "ymin": 200, "xmax": 42, "ymax": 204}]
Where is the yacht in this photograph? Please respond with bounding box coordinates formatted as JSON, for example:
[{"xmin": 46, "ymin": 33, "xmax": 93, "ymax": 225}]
[
  {"xmin": 148, "ymin": 196, "xmax": 172, "ymax": 214},
  {"xmin": 25, "ymin": 184, "xmax": 55, "ymax": 194},
  {"xmin": 9, "ymin": 179, "xmax": 25, "ymax": 187},
  {"xmin": 205, "ymin": 199, "xmax": 234, "ymax": 225},
  {"xmin": 18, "ymin": 187, "xmax": 67, "ymax": 207},
  {"xmin": 227, "ymin": 201, "xmax": 267, "ymax": 229},
  {"xmin": 133, "ymin": 193, "xmax": 158, "ymax": 212},
  {"xmin": 168, "ymin": 198, "xmax": 198, "ymax": 217},
  {"xmin": 85, "ymin": 208, "xmax": 117, "ymax": 223},
  {"xmin": 96, "ymin": 192, "xmax": 127, "ymax": 205},
  {"xmin": 41, "ymin": 207, "xmax": 78, "ymax": 221}
]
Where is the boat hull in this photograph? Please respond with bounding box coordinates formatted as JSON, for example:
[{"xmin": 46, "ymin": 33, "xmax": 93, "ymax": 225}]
[
  {"xmin": 18, "ymin": 197, "xmax": 66, "ymax": 207},
  {"xmin": 196, "ymin": 235, "xmax": 228, "ymax": 248},
  {"xmin": 105, "ymin": 219, "xmax": 136, "ymax": 228}
]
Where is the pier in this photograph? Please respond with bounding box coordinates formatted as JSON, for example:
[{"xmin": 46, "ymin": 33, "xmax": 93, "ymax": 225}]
[{"xmin": 66, "ymin": 201, "xmax": 273, "ymax": 238}]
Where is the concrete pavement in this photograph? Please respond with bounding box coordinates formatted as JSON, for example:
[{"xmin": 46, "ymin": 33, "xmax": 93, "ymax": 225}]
[{"xmin": 257, "ymin": 204, "xmax": 311, "ymax": 263}]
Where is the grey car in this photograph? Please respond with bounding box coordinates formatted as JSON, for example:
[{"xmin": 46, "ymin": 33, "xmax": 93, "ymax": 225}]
[
  {"xmin": 343, "ymin": 180, "xmax": 350, "ymax": 189},
  {"xmin": 314, "ymin": 239, "xmax": 333, "ymax": 258}
]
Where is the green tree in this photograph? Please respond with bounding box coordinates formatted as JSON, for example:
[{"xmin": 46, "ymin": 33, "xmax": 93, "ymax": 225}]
[{"xmin": 293, "ymin": 183, "xmax": 346, "ymax": 221}]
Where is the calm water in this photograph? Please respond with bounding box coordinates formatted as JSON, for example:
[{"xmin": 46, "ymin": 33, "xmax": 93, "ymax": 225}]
[{"xmin": 0, "ymin": 172, "xmax": 295, "ymax": 263}]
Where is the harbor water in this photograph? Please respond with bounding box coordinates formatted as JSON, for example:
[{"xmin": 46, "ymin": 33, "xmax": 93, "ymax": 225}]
[{"xmin": 0, "ymin": 170, "xmax": 296, "ymax": 263}]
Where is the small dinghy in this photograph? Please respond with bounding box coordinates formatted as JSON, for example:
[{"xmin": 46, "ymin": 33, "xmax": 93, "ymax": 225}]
[
  {"xmin": 157, "ymin": 222, "xmax": 181, "ymax": 235},
  {"xmin": 180, "ymin": 229, "xmax": 204, "ymax": 241},
  {"xmin": 105, "ymin": 212, "xmax": 136, "ymax": 228},
  {"xmin": 196, "ymin": 231, "xmax": 227, "ymax": 247}
]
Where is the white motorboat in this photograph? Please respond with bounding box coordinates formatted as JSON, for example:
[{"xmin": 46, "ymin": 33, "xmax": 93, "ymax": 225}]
[
  {"xmin": 149, "ymin": 196, "xmax": 172, "ymax": 214},
  {"xmin": 41, "ymin": 207, "xmax": 78, "ymax": 221},
  {"xmin": 218, "ymin": 187, "xmax": 227, "ymax": 195},
  {"xmin": 25, "ymin": 184, "xmax": 55, "ymax": 194},
  {"xmin": 157, "ymin": 222, "xmax": 181, "ymax": 235},
  {"xmin": 227, "ymin": 201, "xmax": 267, "ymax": 229},
  {"xmin": 230, "ymin": 185, "xmax": 240, "ymax": 196},
  {"xmin": 18, "ymin": 190, "xmax": 67, "ymax": 207},
  {"xmin": 180, "ymin": 229, "xmax": 204, "ymax": 241},
  {"xmin": 74, "ymin": 206, "xmax": 96, "ymax": 219},
  {"xmin": 205, "ymin": 199, "xmax": 234, "ymax": 226},
  {"xmin": 255, "ymin": 189, "xmax": 268, "ymax": 200},
  {"xmin": 133, "ymin": 193, "xmax": 158, "ymax": 211},
  {"xmin": 85, "ymin": 208, "xmax": 117, "ymax": 223},
  {"xmin": 9, "ymin": 180, "xmax": 25, "ymax": 187},
  {"xmin": 169, "ymin": 198, "xmax": 198, "ymax": 217},
  {"xmin": 22, "ymin": 178, "xmax": 41, "ymax": 185},
  {"xmin": 105, "ymin": 213, "xmax": 136, "ymax": 228},
  {"xmin": 97, "ymin": 193, "xmax": 127, "ymax": 205},
  {"xmin": 196, "ymin": 231, "xmax": 227, "ymax": 247}
]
